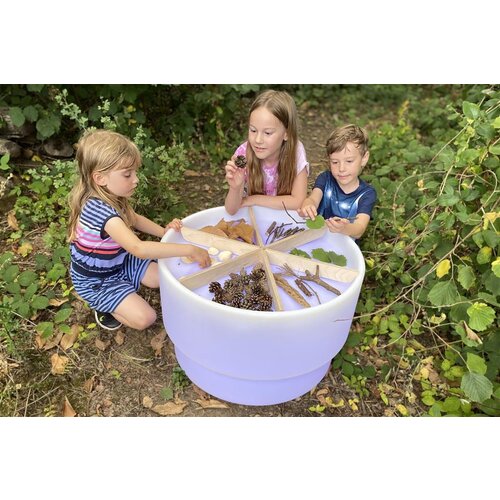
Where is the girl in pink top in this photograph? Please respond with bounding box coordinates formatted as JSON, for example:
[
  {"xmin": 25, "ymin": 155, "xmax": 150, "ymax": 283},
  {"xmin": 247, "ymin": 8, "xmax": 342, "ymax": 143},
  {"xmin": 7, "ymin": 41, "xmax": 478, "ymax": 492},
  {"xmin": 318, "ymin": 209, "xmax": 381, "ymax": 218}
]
[{"xmin": 224, "ymin": 90, "xmax": 309, "ymax": 215}]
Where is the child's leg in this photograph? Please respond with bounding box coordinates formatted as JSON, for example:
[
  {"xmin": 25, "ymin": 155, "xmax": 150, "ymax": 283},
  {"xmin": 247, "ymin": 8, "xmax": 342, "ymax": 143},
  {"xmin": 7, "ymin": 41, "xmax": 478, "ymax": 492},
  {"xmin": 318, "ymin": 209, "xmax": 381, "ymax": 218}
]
[
  {"xmin": 112, "ymin": 292, "xmax": 157, "ymax": 330},
  {"xmin": 140, "ymin": 261, "xmax": 159, "ymax": 288}
]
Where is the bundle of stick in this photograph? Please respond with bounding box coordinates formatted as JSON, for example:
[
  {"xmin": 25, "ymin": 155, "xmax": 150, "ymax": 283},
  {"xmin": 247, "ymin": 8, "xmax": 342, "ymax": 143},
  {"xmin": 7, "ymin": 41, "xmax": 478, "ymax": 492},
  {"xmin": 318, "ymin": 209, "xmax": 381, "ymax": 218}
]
[{"xmin": 265, "ymin": 222, "xmax": 305, "ymax": 244}]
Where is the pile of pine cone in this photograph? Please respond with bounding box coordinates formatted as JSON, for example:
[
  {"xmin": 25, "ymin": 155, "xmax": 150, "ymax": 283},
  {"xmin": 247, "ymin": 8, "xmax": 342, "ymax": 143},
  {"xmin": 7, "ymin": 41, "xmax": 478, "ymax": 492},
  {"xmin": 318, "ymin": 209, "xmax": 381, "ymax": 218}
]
[{"xmin": 208, "ymin": 267, "xmax": 273, "ymax": 311}]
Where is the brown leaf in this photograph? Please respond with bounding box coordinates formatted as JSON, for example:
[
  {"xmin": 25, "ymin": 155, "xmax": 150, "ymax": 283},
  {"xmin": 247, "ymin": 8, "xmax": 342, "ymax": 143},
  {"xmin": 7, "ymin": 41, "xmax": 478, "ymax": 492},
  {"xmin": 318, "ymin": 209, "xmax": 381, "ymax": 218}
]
[
  {"xmin": 50, "ymin": 353, "xmax": 69, "ymax": 375},
  {"xmin": 60, "ymin": 324, "xmax": 80, "ymax": 350},
  {"xmin": 152, "ymin": 401, "xmax": 187, "ymax": 416},
  {"xmin": 184, "ymin": 169, "xmax": 202, "ymax": 177},
  {"xmin": 49, "ymin": 298, "xmax": 69, "ymax": 307},
  {"xmin": 227, "ymin": 220, "xmax": 254, "ymax": 243},
  {"xmin": 114, "ymin": 330, "xmax": 125, "ymax": 345},
  {"xmin": 195, "ymin": 398, "xmax": 229, "ymax": 409},
  {"xmin": 200, "ymin": 226, "xmax": 228, "ymax": 238},
  {"xmin": 95, "ymin": 338, "xmax": 110, "ymax": 351},
  {"xmin": 464, "ymin": 321, "xmax": 483, "ymax": 344},
  {"xmin": 36, "ymin": 331, "xmax": 63, "ymax": 351},
  {"xmin": 7, "ymin": 210, "xmax": 19, "ymax": 230},
  {"xmin": 150, "ymin": 330, "xmax": 167, "ymax": 357},
  {"xmin": 63, "ymin": 396, "xmax": 77, "ymax": 417},
  {"xmin": 142, "ymin": 396, "xmax": 154, "ymax": 409},
  {"xmin": 83, "ymin": 375, "xmax": 96, "ymax": 393}
]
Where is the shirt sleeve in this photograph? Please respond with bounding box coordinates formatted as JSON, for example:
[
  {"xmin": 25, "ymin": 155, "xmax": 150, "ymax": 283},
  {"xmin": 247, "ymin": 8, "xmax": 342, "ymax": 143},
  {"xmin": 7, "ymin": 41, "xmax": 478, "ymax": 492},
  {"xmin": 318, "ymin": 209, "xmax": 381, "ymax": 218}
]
[
  {"xmin": 296, "ymin": 141, "xmax": 309, "ymax": 176},
  {"xmin": 235, "ymin": 142, "xmax": 247, "ymax": 157},
  {"xmin": 357, "ymin": 186, "xmax": 377, "ymax": 217},
  {"xmin": 313, "ymin": 171, "xmax": 328, "ymax": 192}
]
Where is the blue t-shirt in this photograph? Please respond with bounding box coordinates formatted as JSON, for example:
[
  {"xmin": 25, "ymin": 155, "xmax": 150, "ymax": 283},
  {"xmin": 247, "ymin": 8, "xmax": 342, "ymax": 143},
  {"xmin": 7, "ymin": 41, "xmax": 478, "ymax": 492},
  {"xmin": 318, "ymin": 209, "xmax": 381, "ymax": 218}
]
[{"xmin": 314, "ymin": 171, "xmax": 377, "ymax": 220}]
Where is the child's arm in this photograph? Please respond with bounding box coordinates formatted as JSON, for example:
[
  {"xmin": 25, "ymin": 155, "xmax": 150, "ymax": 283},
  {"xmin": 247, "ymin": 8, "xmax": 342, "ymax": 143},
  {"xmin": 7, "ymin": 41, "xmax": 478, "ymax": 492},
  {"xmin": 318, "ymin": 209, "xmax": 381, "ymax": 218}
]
[
  {"xmin": 105, "ymin": 217, "xmax": 211, "ymax": 267},
  {"xmin": 297, "ymin": 187, "xmax": 323, "ymax": 220},
  {"xmin": 241, "ymin": 169, "xmax": 308, "ymax": 211},
  {"xmin": 133, "ymin": 212, "xmax": 183, "ymax": 237},
  {"xmin": 325, "ymin": 213, "xmax": 371, "ymax": 239},
  {"xmin": 224, "ymin": 155, "xmax": 246, "ymax": 215}
]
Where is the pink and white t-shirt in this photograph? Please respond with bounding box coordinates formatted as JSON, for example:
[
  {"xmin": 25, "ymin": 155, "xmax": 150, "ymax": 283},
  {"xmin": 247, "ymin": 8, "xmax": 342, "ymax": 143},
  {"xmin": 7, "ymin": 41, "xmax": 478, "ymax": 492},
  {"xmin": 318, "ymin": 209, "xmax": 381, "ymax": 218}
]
[{"xmin": 235, "ymin": 141, "xmax": 309, "ymax": 196}]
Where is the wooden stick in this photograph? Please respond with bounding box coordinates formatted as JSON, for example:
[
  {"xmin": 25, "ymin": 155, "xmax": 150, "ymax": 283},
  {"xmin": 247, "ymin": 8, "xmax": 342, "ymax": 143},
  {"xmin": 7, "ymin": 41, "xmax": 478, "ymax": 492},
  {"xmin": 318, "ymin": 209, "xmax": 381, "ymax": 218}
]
[
  {"xmin": 181, "ymin": 226, "xmax": 256, "ymax": 255},
  {"xmin": 273, "ymin": 274, "xmax": 310, "ymax": 308},
  {"xmin": 247, "ymin": 207, "xmax": 263, "ymax": 247},
  {"xmin": 301, "ymin": 266, "xmax": 342, "ymax": 295},
  {"xmin": 266, "ymin": 249, "xmax": 357, "ymax": 283}
]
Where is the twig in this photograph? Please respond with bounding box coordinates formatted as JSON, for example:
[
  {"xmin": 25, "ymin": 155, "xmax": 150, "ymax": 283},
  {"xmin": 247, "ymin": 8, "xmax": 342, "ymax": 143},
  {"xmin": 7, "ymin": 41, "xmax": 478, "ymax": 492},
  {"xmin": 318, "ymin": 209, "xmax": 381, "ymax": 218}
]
[
  {"xmin": 282, "ymin": 202, "xmax": 305, "ymax": 224},
  {"xmin": 273, "ymin": 274, "xmax": 310, "ymax": 308},
  {"xmin": 283, "ymin": 264, "xmax": 342, "ymax": 296}
]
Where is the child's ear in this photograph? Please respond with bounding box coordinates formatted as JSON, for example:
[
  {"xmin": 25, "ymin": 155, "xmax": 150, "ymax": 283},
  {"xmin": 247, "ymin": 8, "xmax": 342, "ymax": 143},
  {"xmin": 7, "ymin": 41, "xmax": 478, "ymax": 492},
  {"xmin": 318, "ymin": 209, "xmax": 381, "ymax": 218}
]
[
  {"xmin": 361, "ymin": 151, "xmax": 370, "ymax": 167},
  {"xmin": 93, "ymin": 172, "xmax": 107, "ymax": 187}
]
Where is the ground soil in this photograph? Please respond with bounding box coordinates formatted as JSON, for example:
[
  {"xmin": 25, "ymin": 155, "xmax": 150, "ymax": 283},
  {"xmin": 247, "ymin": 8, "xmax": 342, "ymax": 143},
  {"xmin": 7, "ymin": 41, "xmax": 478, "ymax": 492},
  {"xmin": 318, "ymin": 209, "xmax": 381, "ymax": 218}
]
[{"xmin": 1, "ymin": 104, "xmax": 401, "ymax": 417}]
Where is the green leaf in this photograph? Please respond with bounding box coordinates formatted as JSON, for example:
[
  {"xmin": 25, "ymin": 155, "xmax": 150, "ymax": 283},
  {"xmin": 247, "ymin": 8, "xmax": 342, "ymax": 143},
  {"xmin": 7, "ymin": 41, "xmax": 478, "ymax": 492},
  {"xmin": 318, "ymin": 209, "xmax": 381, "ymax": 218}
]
[
  {"xmin": 54, "ymin": 308, "xmax": 73, "ymax": 324},
  {"xmin": 492, "ymin": 116, "xmax": 500, "ymax": 129},
  {"xmin": 23, "ymin": 105, "xmax": 38, "ymax": 122},
  {"xmin": 477, "ymin": 247, "xmax": 492, "ymax": 265},
  {"xmin": 36, "ymin": 321, "xmax": 54, "ymax": 338},
  {"xmin": 36, "ymin": 117, "xmax": 57, "ymax": 138},
  {"xmin": 457, "ymin": 265, "xmax": 475, "ymax": 290},
  {"xmin": 489, "ymin": 145, "xmax": 500, "ymax": 155},
  {"xmin": 18, "ymin": 270, "xmax": 38, "ymax": 287},
  {"xmin": 3, "ymin": 264, "xmax": 19, "ymax": 283},
  {"xmin": 9, "ymin": 107, "xmax": 26, "ymax": 127},
  {"xmin": 311, "ymin": 248, "xmax": 329, "ymax": 262},
  {"xmin": 467, "ymin": 302, "xmax": 495, "ymax": 331},
  {"xmin": 427, "ymin": 280, "xmax": 460, "ymax": 307},
  {"xmin": 290, "ymin": 248, "xmax": 310, "ymax": 259},
  {"xmin": 492, "ymin": 258, "xmax": 500, "ymax": 278},
  {"xmin": 466, "ymin": 353, "xmax": 487, "ymax": 375},
  {"xmin": 437, "ymin": 192, "xmax": 460, "ymax": 207},
  {"xmin": 462, "ymin": 101, "xmax": 480, "ymax": 120},
  {"xmin": 160, "ymin": 387, "xmax": 174, "ymax": 401},
  {"xmin": 31, "ymin": 295, "xmax": 50, "ymax": 310},
  {"xmin": 306, "ymin": 215, "xmax": 325, "ymax": 229},
  {"xmin": 461, "ymin": 372, "xmax": 493, "ymax": 403},
  {"xmin": 442, "ymin": 396, "xmax": 461, "ymax": 413}
]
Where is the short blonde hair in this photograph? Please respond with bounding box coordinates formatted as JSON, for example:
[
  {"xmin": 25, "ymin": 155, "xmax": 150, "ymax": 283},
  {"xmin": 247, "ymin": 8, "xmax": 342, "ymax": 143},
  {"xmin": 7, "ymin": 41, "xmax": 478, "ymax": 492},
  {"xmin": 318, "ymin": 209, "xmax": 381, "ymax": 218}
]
[{"xmin": 326, "ymin": 124, "xmax": 369, "ymax": 157}]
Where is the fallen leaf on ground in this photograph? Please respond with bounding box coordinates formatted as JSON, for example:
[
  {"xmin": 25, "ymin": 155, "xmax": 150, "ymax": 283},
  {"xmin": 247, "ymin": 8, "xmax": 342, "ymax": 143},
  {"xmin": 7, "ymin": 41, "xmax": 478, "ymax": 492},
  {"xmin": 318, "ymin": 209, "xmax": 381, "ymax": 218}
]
[
  {"xmin": 36, "ymin": 331, "xmax": 63, "ymax": 350},
  {"xmin": 114, "ymin": 330, "xmax": 125, "ymax": 345},
  {"xmin": 7, "ymin": 211, "xmax": 19, "ymax": 230},
  {"xmin": 50, "ymin": 353, "xmax": 69, "ymax": 375},
  {"xmin": 60, "ymin": 324, "xmax": 80, "ymax": 350},
  {"xmin": 184, "ymin": 169, "xmax": 201, "ymax": 177},
  {"xmin": 192, "ymin": 385, "xmax": 210, "ymax": 400},
  {"xmin": 95, "ymin": 338, "xmax": 110, "ymax": 351},
  {"xmin": 150, "ymin": 330, "xmax": 167, "ymax": 357},
  {"xmin": 63, "ymin": 396, "xmax": 77, "ymax": 417},
  {"xmin": 83, "ymin": 375, "xmax": 96, "ymax": 393},
  {"xmin": 152, "ymin": 401, "xmax": 187, "ymax": 416},
  {"xmin": 17, "ymin": 242, "xmax": 33, "ymax": 257},
  {"xmin": 195, "ymin": 399, "xmax": 229, "ymax": 409},
  {"xmin": 142, "ymin": 396, "xmax": 154, "ymax": 408},
  {"xmin": 49, "ymin": 298, "xmax": 69, "ymax": 307}
]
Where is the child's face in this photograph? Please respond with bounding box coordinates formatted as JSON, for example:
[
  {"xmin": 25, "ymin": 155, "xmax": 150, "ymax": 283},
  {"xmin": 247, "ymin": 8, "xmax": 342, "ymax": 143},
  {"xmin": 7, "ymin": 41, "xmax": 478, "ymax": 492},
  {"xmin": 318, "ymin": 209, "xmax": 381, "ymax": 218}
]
[
  {"xmin": 248, "ymin": 106, "xmax": 287, "ymax": 165},
  {"xmin": 328, "ymin": 142, "xmax": 369, "ymax": 192},
  {"xmin": 95, "ymin": 164, "xmax": 139, "ymax": 198}
]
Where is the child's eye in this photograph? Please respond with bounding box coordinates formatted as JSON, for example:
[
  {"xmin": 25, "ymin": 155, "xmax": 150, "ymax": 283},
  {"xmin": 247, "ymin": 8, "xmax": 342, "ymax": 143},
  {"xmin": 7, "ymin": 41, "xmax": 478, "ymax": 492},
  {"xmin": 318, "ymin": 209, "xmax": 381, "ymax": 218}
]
[{"xmin": 265, "ymin": 131, "xmax": 272, "ymax": 136}]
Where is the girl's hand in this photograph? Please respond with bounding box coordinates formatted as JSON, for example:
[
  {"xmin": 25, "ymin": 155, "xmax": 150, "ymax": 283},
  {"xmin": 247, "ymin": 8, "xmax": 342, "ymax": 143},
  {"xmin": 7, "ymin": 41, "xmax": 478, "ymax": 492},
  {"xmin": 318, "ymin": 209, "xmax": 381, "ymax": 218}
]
[
  {"xmin": 298, "ymin": 204, "xmax": 317, "ymax": 220},
  {"xmin": 225, "ymin": 155, "xmax": 245, "ymax": 190},
  {"xmin": 165, "ymin": 218, "xmax": 183, "ymax": 233},
  {"xmin": 325, "ymin": 217, "xmax": 349, "ymax": 233},
  {"xmin": 189, "ymin": 245, "xmax": 211, "ymax": 268}
]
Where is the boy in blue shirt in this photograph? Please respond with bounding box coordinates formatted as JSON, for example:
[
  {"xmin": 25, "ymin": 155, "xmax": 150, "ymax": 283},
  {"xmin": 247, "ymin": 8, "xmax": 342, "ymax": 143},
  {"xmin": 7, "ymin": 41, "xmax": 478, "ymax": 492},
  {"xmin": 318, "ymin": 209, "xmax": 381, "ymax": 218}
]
[{"xmin": 299, "ymin": 124, "xmax": 377, "ymax": 241}]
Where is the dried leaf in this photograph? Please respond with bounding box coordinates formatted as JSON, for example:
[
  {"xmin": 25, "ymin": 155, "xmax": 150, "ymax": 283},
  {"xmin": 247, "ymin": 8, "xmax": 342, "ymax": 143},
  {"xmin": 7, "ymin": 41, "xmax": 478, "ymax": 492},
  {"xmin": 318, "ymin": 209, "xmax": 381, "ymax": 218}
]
[
  {"xmin": 152, "ymin": 401, "xmax": 187, "ymax": 416},
  {"xmin": 95, "ymin": 338, "xmax": 110, "ymax": 351},
  {"xmin": 49, "ymin": 298, "xmax": 69, "ymax": 307},
  {"xmin": 227, "ymin": 220, "xmax": 254, "ymax": 243},
  {"xmin": 195, "ymin": 399, "xmax": 229, "ymax": 409},
  {"xmin": 142, "ymin": 396, "xmax": 154, "ymax": 409},
  {"xmin": 50, "ymin": 353, "xmax": 69, "ymax": 375},
  {"xmin": 192, "ymin": 384, "xmax": 209, "ymax": 400},
  {"xmin": 83, "ymin": 375, "xmax": 96, "ymax": 393},
  {"xmin": 63, "ymin": 396, "xmax": 77, "ymax": 417},
  {"xmin": 200, "ymin": 226, "xmax": 228, "ymax": 238},
  {"xmin": 150, "ymin": 329, "xmax": 167, "ymax": 357},
  {"xmin": 37, "ymin": 331, "xmax": 63, "ymax": 351},
  {"xmin": 60, "ymin": 324, "xmax": 80, "ymax": 350},
  {"xmin": 7, "ymin": 210, "xmax": 19, "ymax": 230},
  {"xmin": 114, "ymin": 330, "xmax": 125, "ymax": 345},
  {"xmin": 464, "ymin": 321, "xmax": 483, "ymax": 344},
  {"xmin": 184, "ymin": 169, "xmax": 202, "ymax": 177}
]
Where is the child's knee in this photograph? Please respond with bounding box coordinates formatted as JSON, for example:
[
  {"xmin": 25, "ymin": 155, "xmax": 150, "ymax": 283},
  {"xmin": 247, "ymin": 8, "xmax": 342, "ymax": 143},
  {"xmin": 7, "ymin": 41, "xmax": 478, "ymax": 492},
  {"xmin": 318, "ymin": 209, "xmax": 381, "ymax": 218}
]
[{"xmin": 134, "ymin": 309, "xmax": 157, "ymax": 330}]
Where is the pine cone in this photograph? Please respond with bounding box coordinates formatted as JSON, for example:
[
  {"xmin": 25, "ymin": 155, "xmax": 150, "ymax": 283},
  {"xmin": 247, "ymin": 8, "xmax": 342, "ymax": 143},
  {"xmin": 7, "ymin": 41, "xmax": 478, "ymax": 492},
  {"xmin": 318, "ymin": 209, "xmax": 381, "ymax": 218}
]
[{"xmin": 235, "ymin": 155, "xmax": 247, "ymax": 168}]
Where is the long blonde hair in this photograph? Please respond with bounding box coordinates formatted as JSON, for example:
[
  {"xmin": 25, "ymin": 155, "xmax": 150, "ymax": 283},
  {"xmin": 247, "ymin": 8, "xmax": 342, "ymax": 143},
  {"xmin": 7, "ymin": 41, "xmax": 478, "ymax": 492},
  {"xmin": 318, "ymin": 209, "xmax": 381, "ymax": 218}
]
[
  {"xmin": 246, "ymin": 90, "xmax": 299, "ymax": 196},
  {"xmin": 67, "ymin": 129, "xmax": 141, "ymax": 241}
]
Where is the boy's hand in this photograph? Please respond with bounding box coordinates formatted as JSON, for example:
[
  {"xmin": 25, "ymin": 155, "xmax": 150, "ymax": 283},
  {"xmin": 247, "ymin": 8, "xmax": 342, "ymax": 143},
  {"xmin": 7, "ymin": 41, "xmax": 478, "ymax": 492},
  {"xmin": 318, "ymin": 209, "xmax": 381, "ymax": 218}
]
[
  {"xmin": 298, "ymin": 204, "xmax": 317, "ymax": 220},
  {"xmin": 325, "ymin": 217, "xmax": 350, "ymax": 233},
  {"xmin": 165, "ymin": 218, "xmax": 183, "ymax": 233},
  {"xmin": 225, "ymin": 155, "xmax": 245, "ymax": 190},
  {"xmin": 189, "ymin": 245, "xmax": 211, "ymax": 268}
]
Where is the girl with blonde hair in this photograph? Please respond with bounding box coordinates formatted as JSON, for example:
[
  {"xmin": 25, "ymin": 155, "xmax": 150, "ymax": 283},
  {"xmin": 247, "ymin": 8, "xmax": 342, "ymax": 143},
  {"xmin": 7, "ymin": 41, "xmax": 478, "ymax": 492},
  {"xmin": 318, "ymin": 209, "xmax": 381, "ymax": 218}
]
[{"xmin": 68, "ymin": 129, "xmax": 210, "ymax": 331}]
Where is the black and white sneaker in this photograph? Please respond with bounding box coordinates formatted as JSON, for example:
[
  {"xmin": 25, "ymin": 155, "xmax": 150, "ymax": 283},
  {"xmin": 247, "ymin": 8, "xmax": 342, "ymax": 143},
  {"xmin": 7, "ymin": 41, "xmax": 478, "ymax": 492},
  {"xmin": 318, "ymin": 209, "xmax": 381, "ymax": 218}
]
[{"xmin": 94, "ymin": 310, "xmax": 122, "ymax": 331}]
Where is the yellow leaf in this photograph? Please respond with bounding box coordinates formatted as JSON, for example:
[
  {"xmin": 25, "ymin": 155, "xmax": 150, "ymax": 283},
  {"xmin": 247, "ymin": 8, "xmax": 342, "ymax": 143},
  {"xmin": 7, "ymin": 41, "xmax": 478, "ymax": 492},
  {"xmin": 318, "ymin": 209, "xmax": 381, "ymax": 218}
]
[
  {"xmin": 325, "ymin": 397, "xmax": 345, "ymax": 408},
  {"xmin": 17, "ymin": 242, "xmax": 33, "ymax": 257},
  {"xmin": 429, "ymin": 313, "xmax": 446, "ymax": 325},
  {"xmin": 396, "ymin": 404, "xmax": 409, "ymax": 416},
  {"xmin": 195, "ymin": 399, "xmax": 229, "ymax": 409},
  {"xmin": 48, "ymin": 298, "xmax": 68, "ymax": 307},
  {"xmin": 32, "ymin": 155, "xmax": 43, "ymax": 162},
  {"xmin": 436, "ymin": 259, "xmax": 451, "ymax": 278},
  {"xmin": 420, "ymin": 367, "xmax": 430, "ymax": 379},
  {"xmin": 348, "ymin": 398, "xmax": 359, "ymax": 411},
  {"xmin": 483, "ymin": 211, "xmax": 499, "ymax": 230},
  {"xmin": 50, "ymin": 353, "xmax": 69, "ymax": 375}
]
